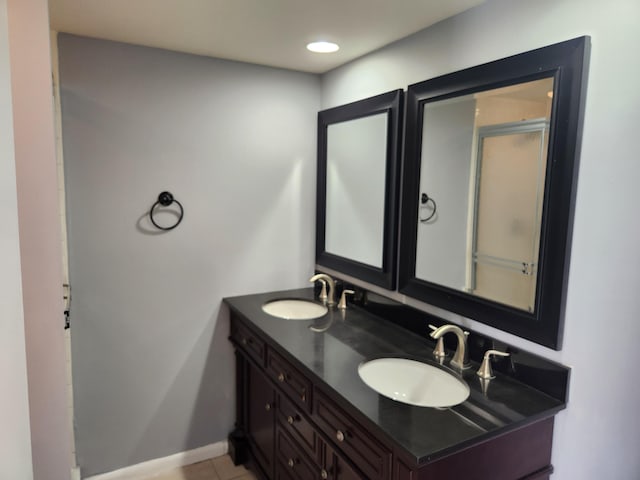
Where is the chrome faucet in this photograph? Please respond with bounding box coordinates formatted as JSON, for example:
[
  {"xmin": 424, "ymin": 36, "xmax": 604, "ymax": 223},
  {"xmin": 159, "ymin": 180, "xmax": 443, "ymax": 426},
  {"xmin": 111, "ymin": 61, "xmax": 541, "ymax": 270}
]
[
  {"xmin": 428, "ymin": 324, "xmax": 446, "ymax": 360},
  {"xmin": 310, "ymin": 273, "xmax": 336, "ymax": 306},
  {"xmin": 429, "ymin": 324, "xmax": 471, "ymax": 370},
  {"xmin": 317, "ymin": 279, "xmax": 328, "ymax": 302}
]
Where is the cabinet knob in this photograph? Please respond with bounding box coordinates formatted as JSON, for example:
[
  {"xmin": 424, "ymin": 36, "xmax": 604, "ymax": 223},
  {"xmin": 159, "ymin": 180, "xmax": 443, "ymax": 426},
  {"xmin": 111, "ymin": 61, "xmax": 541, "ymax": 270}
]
[
  {"xmin": 320, "ymin": 468, "xmax": 328, "ymax": 479},
  {"xmin": 241, "ymin": 338, "xmax": 247, "ymax": 345},
  {"xmin": 287, "ymin": 458, "xmax": 295, "ymax": 468},
  {"xmin": 265, "ymin": 403, "xmax": 272, "ymax": 411},
  {"xmin": 336, "ymin": 430, "xmax": 345, "ymax": 442},
  {"xmin": 278, "ymin": 372, "xmax": 285, "ymax": 382},
  {"xmin": 287, "ymin": 415, "xmax": 295, "ymax": 425}
]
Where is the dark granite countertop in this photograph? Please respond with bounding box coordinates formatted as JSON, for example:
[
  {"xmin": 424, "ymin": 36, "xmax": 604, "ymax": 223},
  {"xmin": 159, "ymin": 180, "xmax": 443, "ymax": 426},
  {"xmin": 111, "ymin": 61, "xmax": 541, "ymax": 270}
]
[{"xmin": 224, "ymin": 288, "xmax": 566, "ymax": 465}]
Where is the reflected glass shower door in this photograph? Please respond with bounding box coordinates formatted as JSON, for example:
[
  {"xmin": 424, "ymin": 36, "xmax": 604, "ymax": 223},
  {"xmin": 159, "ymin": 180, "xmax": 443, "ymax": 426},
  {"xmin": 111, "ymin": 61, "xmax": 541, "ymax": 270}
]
[{"xmin": 471, "ymin": 120, "xmax": 548, "ymax": 311}]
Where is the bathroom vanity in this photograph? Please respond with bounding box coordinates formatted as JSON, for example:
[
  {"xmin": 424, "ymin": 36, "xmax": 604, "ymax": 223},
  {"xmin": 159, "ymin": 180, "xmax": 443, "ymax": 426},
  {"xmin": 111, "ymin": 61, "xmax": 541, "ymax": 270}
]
[
  {"xmin": 223, "ymin": 36, "xmax": 587, "ymax": 480},
  {"xmin": 225, "ymin": 288, "xmax": 568, "ymax": 480}
]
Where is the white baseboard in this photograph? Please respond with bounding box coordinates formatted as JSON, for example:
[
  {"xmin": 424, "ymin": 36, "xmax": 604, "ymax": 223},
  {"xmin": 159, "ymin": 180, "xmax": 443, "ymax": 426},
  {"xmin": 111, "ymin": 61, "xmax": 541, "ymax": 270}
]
[
  {"xmin": 84, "ymin": 440, "xmax": 228, "ymax": 480},
  {"xmin": 71, "ymin": 466, "xmax": 81, "ymax": 480}
]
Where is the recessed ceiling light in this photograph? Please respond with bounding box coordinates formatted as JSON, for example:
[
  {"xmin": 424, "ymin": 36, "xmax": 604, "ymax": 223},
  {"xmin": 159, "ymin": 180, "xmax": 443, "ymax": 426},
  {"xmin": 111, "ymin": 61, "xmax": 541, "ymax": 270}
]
[{"xmin": 306, "ymin": 41, "xmax": 339, "ymax": 53}]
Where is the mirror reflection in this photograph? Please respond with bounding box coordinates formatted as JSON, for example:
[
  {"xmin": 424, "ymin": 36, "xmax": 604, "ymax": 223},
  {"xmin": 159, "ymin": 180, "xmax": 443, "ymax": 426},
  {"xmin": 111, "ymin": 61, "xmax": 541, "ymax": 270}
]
[
  {"xmin": 415, "ymin": 77, "xmax": 553, "ymax": 311},
  {"xmin": 326, "ymin": 113, "xmax": 388, "ymax": 267}
]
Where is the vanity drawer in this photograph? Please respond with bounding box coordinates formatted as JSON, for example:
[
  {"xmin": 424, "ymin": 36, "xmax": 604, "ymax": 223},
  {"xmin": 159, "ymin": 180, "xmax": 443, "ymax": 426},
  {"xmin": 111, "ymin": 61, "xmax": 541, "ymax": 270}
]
[
  {"xmin": 313, "ymin": 390, "xmax": 391, "ymax": 480},
  {"xmin": 275, "ymin": 427, "xmax": 320, "ymax": 480},
  {"xmin": 230, "ymin": 316, "xmax": 266, "ymax": 366},
  {"xmin": 277, "ymin": 392, "xmax": 318, "ymax": 462},
  {"xmin": 266, "ymin": 348, "xmax": 312, "ymax": 413}
]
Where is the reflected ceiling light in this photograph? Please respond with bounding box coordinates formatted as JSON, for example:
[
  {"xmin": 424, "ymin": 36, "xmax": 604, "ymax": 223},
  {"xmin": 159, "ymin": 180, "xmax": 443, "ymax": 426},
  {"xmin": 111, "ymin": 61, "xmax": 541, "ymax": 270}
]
[
  {"xmin": 307, "ymin": 41, "xmax": 339, "ymax": 53},
  {"xmin": 547, "ymin": 90, "xmax": 554, "ymax": 98}
]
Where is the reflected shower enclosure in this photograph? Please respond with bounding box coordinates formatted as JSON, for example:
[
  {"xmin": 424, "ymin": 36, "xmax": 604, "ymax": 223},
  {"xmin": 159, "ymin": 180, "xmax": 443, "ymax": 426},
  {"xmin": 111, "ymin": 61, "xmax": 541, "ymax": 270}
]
[{"xmin": 415, "ymin": 77, "xmax": 553, "ymax": 311}]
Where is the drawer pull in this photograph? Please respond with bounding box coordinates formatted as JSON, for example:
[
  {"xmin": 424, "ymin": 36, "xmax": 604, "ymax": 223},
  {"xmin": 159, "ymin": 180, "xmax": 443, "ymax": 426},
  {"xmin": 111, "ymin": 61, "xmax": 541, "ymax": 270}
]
[
  {"xmin": 287, "ymin": 415, "xmax": 295, "ymax": 425},
  {"xmin": 336, "ymin": 430, "xmax": 345, "ymax": 442},
  {"xmin": 278, "ymin": 372, "xmax": 285, "ymax": 382},
  {"xmin": 265, "ymin": 403, "xmax": 272, "ymax": 411},
  {"xmin": 241, "ymin": 338, "xmax": 247, "ymax": 345},
  {"xmin": 320, "ymin": 468, "xmax": 328, "ymax": 479},
  {"xmin": 287, "ymin": 458, "xmax": 296, "ymax": 468}
]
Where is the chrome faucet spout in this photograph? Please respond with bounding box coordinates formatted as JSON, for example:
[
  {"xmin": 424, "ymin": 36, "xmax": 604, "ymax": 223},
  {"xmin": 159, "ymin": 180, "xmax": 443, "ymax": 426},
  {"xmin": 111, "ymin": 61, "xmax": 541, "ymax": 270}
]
[
  {"xmin": 310, "ymin": 274, "xmax": 336, "ymax": 306},
  {"xmin": 430, "ymin": 324, "xmax": 471, "ymax": 370},
  {"xmin": 317, "ymin": 279, "xmax": 328, "ymax": 302}
]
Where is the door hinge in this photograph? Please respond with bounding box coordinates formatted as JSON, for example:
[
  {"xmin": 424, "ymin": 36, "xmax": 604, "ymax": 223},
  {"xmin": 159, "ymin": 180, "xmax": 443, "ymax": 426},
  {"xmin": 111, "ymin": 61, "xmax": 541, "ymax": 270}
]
[{"xmin": 63, "ymin": 283, "xmax": 71, "ymax": 329}]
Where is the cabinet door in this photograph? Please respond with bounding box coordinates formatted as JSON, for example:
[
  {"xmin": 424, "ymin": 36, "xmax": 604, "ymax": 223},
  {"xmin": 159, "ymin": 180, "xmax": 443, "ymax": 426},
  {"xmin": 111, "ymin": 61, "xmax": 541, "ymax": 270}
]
[
  {"xmin": 247, "ymin": 361, "xmax": 276, "ymax": 478},
  {"xmin": 333, "ymin": 454, "xmax": 363, "ymax": 480},
  {"xmin": 323, "ymin": 441, "xmax": 364, "ymax": 480},
  {"xmin": 275, "ymin": 426, "xmax": 319, "ymax": 480},
  {"xmin": 314, "ymin": 390, "xmax": 391, "ymax": 480}
]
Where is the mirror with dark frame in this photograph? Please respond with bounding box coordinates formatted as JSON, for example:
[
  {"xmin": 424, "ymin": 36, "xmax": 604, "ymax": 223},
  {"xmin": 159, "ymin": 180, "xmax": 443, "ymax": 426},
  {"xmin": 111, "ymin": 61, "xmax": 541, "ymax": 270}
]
[
  {"xmin": 399, "ymin": 37, "xmax": 590, "ymax": 349},
  {"xmin": 316, "ymin": 89, "xmax": 403, "ymax": 289}
]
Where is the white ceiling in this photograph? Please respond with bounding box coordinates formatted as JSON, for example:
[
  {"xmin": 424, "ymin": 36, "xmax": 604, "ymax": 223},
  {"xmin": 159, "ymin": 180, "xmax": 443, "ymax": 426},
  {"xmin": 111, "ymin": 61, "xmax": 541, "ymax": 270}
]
[{"xmin": 48, "ymin": 0, "xmax": 485, "ymax": 74}]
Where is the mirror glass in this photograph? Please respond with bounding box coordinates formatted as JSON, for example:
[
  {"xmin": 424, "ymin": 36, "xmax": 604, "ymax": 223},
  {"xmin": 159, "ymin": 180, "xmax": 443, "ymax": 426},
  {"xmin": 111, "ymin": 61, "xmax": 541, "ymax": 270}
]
[
  {"xmin": 416, "ymin": 77, "xmax": 553, "ymax": 311},
  {"xmin": 326, "ymin": 114, "xmax": 388, "ymax": 267},
  {"xmin": 316, "ymin": 90, "xmax": 402, "ymax": 289},
  {"xmin": 399, "ymin": 37, "xmax": 590, "ymax": 349}
]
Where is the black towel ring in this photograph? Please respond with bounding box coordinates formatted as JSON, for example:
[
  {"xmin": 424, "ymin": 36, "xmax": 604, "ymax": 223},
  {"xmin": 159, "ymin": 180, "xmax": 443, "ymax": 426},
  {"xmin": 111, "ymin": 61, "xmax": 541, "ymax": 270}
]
[
  {"xmin": 419, "ymin": 192, "xmax": 437, "ymax": 223},
  {"xmin": 149, "ymin": 191, "xmax": 184, "ymax": 231}
]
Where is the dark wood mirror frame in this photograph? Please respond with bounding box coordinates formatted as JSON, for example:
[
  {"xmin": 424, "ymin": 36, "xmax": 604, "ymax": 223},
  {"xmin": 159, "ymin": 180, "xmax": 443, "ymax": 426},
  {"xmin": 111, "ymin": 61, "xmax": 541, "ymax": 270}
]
[
  {"xmin": 316, "ymin": 89, "xmax": 403, "ymax": 289},
  {"xmin": 399, "ymin": 37, "xmax": 590, "ymax": 349}
]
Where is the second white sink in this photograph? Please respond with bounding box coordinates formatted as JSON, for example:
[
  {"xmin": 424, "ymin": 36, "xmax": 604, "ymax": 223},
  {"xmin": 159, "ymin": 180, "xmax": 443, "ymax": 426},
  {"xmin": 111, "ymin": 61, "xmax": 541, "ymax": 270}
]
[
  {"xmin": 261, "ymin": 299, "xmax": 328, "ymax": 320},
  {"xmin": 358, "ymin": 357, "xmax": 470, "ymax": 408}
]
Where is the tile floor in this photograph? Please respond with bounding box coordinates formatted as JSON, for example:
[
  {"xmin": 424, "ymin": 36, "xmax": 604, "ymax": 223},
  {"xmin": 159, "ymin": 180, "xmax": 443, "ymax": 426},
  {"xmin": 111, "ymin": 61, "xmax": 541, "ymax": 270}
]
[{"xmin": 147, "ymin": 455, "xmax": 257, "ymax": 480}]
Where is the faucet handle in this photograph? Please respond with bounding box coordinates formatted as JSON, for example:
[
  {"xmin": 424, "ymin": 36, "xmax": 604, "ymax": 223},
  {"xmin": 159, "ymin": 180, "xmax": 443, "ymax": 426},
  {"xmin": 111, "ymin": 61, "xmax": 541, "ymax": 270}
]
[
  {"xmin": 338, "ymin": 290, "xmax": 355, "ymax": 310},
  {"xmin": 476, "ymin": 349, "xmax": 510, "ymax": 380},
  {"xmin": 428, "ymin": 325, "xmax": 446, "ymax": 359}
]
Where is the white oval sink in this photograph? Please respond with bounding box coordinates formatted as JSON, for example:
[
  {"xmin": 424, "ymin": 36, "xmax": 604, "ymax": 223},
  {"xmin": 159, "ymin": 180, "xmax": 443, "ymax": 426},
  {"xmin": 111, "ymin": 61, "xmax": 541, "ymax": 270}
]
[
  {"xmin": 261, "ymin": 299, "xmax": 328, "ymax": 320},
  {"xmin": 358, "ymin": 358, "xmax": 470, "ymax": 408}
]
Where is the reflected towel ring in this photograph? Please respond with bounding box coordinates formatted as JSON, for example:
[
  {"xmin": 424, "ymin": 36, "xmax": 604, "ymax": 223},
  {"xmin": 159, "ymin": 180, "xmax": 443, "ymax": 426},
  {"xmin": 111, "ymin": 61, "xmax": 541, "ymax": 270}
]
[
  {"xmin": 149, "ymin": 191, "xmax": 184, "ymax": 230},
  {"xmin": 419, "ymin": 192, "xmax": 437, "ymax": 222}
]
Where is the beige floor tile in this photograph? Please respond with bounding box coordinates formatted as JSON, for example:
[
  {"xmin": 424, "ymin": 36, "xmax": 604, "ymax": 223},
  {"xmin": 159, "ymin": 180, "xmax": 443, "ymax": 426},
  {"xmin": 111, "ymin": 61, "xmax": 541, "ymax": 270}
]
[
  {"xmin": 231, "ymin": 474, "xmax": 258, "ymax": 480},
  {"xmin": 152, "ymin": 460, "xmax": 220, "ymax": 480},
  {"xmin": 150, "ymin": 472, "xmax": 182, "ymax": 480},
  {"xmin": 211, "ymin": 455, "xmax": 252, "ymax": 480}
]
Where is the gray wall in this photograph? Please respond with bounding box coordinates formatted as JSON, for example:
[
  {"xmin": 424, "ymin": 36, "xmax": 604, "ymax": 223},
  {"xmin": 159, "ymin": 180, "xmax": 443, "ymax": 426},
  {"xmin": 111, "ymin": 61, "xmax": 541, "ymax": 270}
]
[
  {"xmin": 59, "ymin": 34, "xmax": 320, "ymax": 476},
  {"xmin": 322, "ymin": 0, "xmax": 640, "ymax": 478}
]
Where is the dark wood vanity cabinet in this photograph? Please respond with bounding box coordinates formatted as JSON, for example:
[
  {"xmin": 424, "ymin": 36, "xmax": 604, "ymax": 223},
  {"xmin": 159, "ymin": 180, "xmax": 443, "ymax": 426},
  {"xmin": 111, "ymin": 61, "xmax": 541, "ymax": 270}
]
[
  {"xmin": 229, "ymin": 313, "xmax": 554, "ymax": 480},
  {"xmin": 266, "ymin": 348, "xmax": 312, "ymax": 412},
  {"xmin": 313, "ymin": 390, "xmax": 390, "ymax": 480},
  {"xmin": 231, "ymin": 314, "xmax": 373, "ymax": 480},
  {"xmin": 246, "ymin": 361, "xmax": 276, "ymax": 478}
]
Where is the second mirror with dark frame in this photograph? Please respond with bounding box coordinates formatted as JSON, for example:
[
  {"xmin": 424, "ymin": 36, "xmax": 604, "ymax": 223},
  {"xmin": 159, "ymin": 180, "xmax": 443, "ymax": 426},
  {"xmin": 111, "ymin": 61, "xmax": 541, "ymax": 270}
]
[
  {"xmin": 399, "ymin": 37, "xmax": 590, "ymax": 349},
  {"xmin": 316, "ymin": 89, "xmax": 403, "ymax": 289}
]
